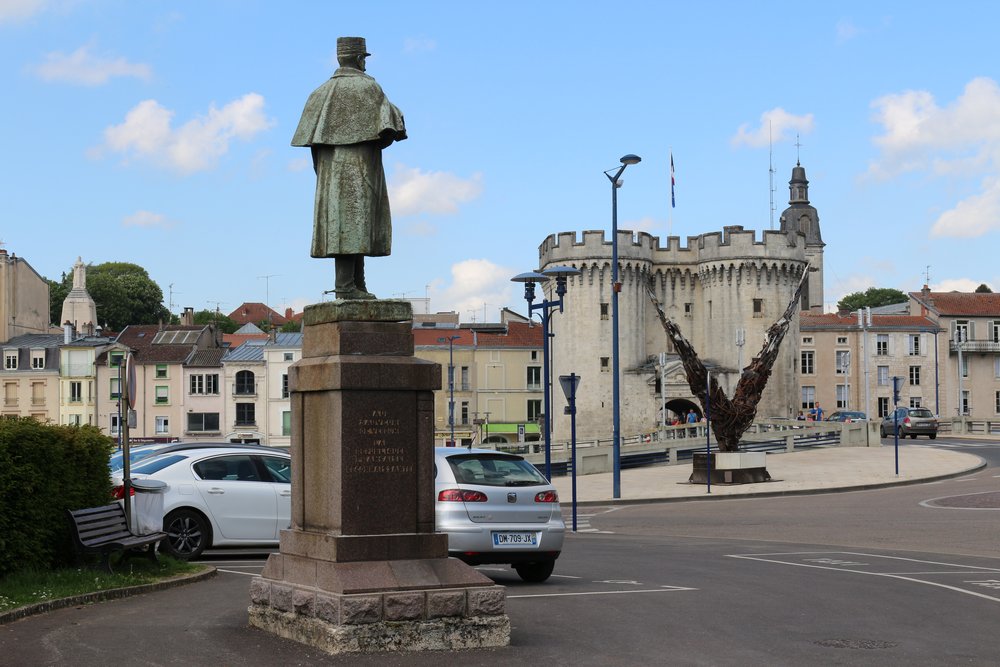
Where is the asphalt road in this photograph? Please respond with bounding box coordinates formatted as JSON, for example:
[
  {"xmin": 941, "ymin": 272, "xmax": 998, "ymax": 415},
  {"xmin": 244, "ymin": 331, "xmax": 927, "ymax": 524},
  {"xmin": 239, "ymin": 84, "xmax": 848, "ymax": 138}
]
[{"xmin": 3, "ymin": 438, "xmax": 999, "ymax": 666}]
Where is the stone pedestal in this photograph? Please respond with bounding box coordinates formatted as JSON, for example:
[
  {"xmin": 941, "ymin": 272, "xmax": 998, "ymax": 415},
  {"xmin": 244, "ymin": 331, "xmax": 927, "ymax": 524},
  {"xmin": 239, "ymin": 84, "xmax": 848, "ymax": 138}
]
[
  {"xmin": 249, "ymin": 300, "xmax": 510, "ymax": 653},
  {"xmin": 690, "ymin": 451, "xmax": 771, "ymax": 484}
]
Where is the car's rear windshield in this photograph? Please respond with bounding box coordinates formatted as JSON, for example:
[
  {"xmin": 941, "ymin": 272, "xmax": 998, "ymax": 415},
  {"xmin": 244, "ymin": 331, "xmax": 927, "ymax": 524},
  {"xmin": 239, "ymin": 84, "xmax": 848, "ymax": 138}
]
[
  {"xmin": 908, "ymin": 409, "xmax": 934, "ymax": 418},
  {"xmin": 446, "ymin": 454, "xmax": 549, "ymax": 487},
  {"xmin": 131, "ymin": 454, "xmax": 188, "ymax": 475}
]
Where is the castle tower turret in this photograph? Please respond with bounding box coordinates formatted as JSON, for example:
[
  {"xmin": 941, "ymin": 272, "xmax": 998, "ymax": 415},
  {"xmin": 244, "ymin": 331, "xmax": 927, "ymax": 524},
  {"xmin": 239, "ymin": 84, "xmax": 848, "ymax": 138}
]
[{"xmin": 779, "ymin": 163, "xmax": 825, "ymax": 312}]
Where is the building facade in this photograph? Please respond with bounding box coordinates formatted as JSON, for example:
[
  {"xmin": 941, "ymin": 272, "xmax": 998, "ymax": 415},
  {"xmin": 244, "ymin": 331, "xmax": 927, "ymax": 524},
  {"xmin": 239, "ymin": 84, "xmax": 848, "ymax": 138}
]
[
  {"xmin": 1, "ymin": 334, "xmax": 62, "ymax": 421},
  {"xmin": 0, "ymin": 248, "xmax": 50, "ymax": 342},
  {"xmin": 799, "ymin": 310, "xmax": 941, "ymax": 419},
  {"xmin": 414, "ymin": 319, "xmax": 544, "ymax": 446}
]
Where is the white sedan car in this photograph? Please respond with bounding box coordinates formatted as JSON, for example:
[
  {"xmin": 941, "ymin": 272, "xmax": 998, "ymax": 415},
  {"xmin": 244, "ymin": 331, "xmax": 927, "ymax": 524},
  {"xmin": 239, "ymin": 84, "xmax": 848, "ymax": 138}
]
[{"xmin": 112, "ymin": 446, "xmax": 291, "ymax": 559}]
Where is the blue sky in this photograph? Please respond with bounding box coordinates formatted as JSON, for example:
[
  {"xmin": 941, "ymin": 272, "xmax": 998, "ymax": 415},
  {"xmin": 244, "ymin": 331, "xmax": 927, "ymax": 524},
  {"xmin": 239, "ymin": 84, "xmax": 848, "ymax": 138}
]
[{"xmin": 3, "ymin": 1, "xmax": 999, "ymax": 322}]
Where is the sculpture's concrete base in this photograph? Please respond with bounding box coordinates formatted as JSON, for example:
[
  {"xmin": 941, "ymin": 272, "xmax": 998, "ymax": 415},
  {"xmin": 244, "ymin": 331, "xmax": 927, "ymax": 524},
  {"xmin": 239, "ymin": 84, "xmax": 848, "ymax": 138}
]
[
  {"xmin": 690, "ymin": 452, "xmax": 771, "ymax": 484},
  {"xmin": 248, "ymin": 300, "xmax": 509, "ymax": 653},
  {"xmin": 248, "ymin": 566, "xmax": 510, "ymax": 654}
]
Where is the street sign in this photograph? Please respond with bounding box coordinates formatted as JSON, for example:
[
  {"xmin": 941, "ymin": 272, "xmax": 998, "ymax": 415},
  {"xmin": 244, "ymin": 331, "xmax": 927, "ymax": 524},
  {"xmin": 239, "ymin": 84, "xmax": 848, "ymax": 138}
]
[{"xmin": 125, "ymin": 353, "xmax": 136, "ymax": 408}]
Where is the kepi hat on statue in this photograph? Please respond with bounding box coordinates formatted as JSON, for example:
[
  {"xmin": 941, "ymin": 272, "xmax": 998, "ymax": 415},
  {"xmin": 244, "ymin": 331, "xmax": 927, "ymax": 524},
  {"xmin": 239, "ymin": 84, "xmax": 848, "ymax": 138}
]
[{"xmin": 337, "ymin": 36, "xmax": 370, "ymax": 57}]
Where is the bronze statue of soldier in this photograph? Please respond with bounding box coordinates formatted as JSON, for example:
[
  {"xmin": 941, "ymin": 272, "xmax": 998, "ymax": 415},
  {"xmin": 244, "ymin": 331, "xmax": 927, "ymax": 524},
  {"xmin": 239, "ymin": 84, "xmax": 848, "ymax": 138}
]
[{"xmin": 292, "ymin": 36, "xmax": 407, "ymax": 300}]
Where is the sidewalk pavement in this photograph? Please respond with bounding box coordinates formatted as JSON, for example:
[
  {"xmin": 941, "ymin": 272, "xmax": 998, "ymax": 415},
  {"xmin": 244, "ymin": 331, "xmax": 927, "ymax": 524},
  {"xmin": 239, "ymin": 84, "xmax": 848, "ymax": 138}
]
[{"xmin": 549, "ymin": 443, "xmax": 987, "ymax": 505}]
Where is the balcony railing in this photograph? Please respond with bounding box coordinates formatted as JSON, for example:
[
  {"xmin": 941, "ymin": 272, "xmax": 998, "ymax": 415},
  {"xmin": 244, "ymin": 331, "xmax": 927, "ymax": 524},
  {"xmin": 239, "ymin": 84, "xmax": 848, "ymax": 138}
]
[{"xmin": 950, "ymin": 340, "xmax": 1000, "ymax": 354}]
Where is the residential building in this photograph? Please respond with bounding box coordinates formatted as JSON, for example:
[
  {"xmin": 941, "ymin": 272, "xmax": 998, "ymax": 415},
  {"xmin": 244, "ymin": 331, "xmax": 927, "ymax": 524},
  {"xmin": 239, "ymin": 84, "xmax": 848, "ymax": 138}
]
[
  {"xmin": 183, "ymin": 347, "xmax": 225, "ymax": 441},
  {"xmin": 0, "ymin": 248, "xmax": 50, "ymax": 342},
  {"xmin": 909, "ymin": 288, "xmax": 1000, "ymax": 418},
  {"xmin": 228, "ymin": 302, "xmax": 301, "ymax": 330},
  {"xmin": 221, "ymin": 340, "xmax": 267, "ymax": 444},
  {"xmin": 798, "ymin": 311, "xmax": 940, "ymax": 419},
  {"xmin": 413, "ymin": 317, "xmax": 543, "ymax": 446},
  {"xmin": 262, "ymin": 332, "xmax": 303, "ymax": 448},
  {"xmin": 0, "ymin": 334, "xmax": 62, "ymax": 421},
  {"xmin": 101, "ymin": 325, "xmax": 224, "ymax": 443},
  {"xmin": 61, "ymin": 334, "xmax": 119, "ymax": 428}
]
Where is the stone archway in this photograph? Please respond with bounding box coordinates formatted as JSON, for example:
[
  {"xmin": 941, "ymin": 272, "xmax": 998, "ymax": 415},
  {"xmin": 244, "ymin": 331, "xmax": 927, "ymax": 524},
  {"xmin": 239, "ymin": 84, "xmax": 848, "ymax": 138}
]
[{"xmin": 665, "ymin": 398, "xmax": 701, "ymax": 423}]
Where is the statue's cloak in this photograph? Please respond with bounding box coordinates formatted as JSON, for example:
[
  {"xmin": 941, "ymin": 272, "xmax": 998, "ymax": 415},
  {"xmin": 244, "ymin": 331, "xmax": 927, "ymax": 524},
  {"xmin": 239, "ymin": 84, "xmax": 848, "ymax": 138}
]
[{"xmin": 291, "ymin": 68, "xmax": 406, "ymax": 258}]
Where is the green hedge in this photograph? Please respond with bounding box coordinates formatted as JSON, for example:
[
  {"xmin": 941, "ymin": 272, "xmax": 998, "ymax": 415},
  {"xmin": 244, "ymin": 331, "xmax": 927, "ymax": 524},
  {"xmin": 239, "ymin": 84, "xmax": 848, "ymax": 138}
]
[{"xmin": 0, "ymin": 419, "xmax": 114, "ymax": 577}]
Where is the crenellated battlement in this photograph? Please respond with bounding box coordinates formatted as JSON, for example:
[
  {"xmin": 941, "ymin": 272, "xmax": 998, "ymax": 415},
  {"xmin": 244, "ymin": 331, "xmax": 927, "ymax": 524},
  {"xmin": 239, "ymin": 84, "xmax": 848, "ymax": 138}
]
[{"xmin": 539, "ymin": 225, "xmax": 807, "ymax": 272}]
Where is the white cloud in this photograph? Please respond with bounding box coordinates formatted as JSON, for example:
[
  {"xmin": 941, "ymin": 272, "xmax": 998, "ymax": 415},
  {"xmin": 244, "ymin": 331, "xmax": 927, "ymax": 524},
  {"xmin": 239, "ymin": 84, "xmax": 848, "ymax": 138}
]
[
  {"xmin": 931, "ymin": 178, "xmax": 1000, "ymax": 237},
  {"xmin": 867, "ymin": 77, "xmax": 1000, "ymax": 238},
  {"xmin": 731, "ymin": 107, "xmax": 815, "ymax": 148},
  {"xmin": 932, "ymin": 278, "xmax": 988, "ymax": 292},
  {"xmin": 867, "ymin": 77, "xmax": 1000, "ymax": 179},
  {"xmin": 287, "ymin": 156, "xmax": 311, "ymax": 172},
  {"xmin": 97, "ymin": 93, "xmax": 274, "ymax": 173},
  {"xmin": 403, "ymin": 37, "xmax": 437, "ymax": 54},
  {"xmin": 0, "ymin": 0, "xmax": 49, "ymax": 23},
  {"xmin": 429, "ymin": 258, "xmax": 517, "ymax": 318},
  {"xmin": 835, "ymin": 19, "xmax": 861, "ymax": 43},
  {"xmin": 30, "ymin": 43, "xmax": 151, "ymax": 85},
  {"xmin": 122, "ymin": 210, "xmax": 174, "ymax": 229},
  {"xmin": 825, "ymin": 273, "xmax": 878, "ymax": 313},
  {"xmin": 389, "ymin": 165, "xmax": 483, "ymax": 216},
  {"xmin": 404, "ymin": 220, "xmax": 438, "ymax": 237},
  {"xmin": 623, "ymin": 216, "xmax": 660, "ymax": 233}
]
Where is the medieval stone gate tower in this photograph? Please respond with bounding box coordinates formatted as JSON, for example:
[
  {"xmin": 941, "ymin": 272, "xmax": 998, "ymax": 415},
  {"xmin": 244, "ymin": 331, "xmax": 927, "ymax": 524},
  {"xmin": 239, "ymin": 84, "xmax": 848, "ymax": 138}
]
[{"xmin": 539, "ymin": 164, "xmax": 824, "ymax": 443}]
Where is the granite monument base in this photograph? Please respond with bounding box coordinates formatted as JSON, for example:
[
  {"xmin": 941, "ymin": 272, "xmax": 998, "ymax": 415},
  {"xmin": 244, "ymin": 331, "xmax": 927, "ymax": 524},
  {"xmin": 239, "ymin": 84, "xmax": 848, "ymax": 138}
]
[{"xmin": 248, "ymin": 300, "xmax": 509, "ymax": 653}]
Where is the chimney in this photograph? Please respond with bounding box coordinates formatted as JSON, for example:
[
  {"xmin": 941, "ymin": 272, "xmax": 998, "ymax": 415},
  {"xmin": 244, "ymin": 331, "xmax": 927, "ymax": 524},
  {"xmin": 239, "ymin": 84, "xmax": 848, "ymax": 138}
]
[
  {"xmin": 182, "ymin": 307, "xmax": 195, "ymax": 326},
  {"xmin": 63, "ymin": 321, "xmax": 74, "ymax": 344}
]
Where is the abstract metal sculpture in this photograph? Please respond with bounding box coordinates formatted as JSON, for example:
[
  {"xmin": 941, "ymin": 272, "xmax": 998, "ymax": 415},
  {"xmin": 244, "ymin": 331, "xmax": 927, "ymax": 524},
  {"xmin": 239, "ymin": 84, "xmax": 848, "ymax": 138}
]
[{"xmin": 645, "ymin": 266, "xmax": 812, "ymax": 452}]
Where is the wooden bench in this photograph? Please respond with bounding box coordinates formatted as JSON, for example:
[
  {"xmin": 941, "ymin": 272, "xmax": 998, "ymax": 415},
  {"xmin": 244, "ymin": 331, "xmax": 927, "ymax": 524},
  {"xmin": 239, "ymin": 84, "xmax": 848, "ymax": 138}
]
[{"xmin": 67, "ymin": 503, "xmax": 167, "ymax": 573}]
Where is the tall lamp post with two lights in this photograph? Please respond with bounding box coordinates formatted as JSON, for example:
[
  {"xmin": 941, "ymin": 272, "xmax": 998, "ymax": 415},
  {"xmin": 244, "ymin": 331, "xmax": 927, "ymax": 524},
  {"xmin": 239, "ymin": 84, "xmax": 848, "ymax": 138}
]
[
  {"xmin": 511, "ymin": 266, "xmax": 582, "ymax": 479},
  {"xmin": 438, "ymin": 335, "xmax": 460, "ymax": 446},
  {"xmin": 603, "ymin": 153, "xmax": 641, "ymax": 499}
]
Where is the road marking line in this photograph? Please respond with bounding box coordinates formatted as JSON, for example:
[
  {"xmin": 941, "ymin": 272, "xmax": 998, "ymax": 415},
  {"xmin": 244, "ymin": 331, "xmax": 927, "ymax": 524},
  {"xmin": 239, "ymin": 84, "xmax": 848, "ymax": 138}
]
[
  {"xmin": 549, "ymin": 574, "xmax": 582, "ymax": 579},
  {"xmin": 217, "ymin": 568, "xmax": 261, "ymax": 576},
  {"xmin": 727, "ymin": 552, "xmax": 1000, "ymax": 604},
  {"xmin": 508, "ymin": 587, "xmax": 695, "ymax": 599}
]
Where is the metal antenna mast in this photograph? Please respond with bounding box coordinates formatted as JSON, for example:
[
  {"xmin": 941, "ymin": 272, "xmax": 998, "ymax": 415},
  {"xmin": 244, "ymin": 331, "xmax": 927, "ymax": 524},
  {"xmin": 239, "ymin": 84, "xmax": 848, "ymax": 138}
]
[{"xmin": 769, "ymin": 122, "xmax": 776, "ymax": 230}]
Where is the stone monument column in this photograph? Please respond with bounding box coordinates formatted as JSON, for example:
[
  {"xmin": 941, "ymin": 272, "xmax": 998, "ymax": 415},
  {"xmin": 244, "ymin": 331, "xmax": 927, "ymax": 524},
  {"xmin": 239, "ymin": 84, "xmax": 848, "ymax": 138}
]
[{"xmin": 248, "ymin": 301, "xmax": 510, "ymax": 653}]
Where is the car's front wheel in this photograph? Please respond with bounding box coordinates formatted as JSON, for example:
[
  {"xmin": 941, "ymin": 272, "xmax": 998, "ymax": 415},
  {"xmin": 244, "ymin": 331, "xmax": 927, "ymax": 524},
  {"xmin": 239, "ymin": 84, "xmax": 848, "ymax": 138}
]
[
  {"xmin": 929, "ymin": 433, "xmax": 937, "ymax": 439},
  {"xmin": 163, "ymin": 509, "xmax": 210, "ymax": 560},
  {"xmin": 514, "ymin": 561, "xmax": 555, "ymax": 583}
]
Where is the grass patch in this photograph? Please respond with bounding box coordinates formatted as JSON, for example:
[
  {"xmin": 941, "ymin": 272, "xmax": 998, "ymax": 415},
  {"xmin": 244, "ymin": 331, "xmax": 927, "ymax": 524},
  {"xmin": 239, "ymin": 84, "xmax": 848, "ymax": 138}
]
[{"xmin": 0, "ymin": 554, "xmax": 201, "ymax": 613}]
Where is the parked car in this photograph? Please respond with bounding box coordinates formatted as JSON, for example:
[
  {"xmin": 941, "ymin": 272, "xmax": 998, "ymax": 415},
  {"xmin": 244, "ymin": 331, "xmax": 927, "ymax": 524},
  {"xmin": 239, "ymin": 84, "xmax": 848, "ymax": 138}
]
[
  {"xmin": 109, "ymin": 441, "xmax": 275, "ymax": 473},
  {"xmin": 112, "ymin": 446, "xmax": 292, "ymax": 559},
  {"xmin": 826, "ymin": 411, "xmax": 867, "ymax": 423},
  {"xmin": 880, "ymin": 407, "xmax": 939, "ymax": 439},
  {"xmin": 434, "ymin": 447, "xmax": 565, "ymax": 583}
]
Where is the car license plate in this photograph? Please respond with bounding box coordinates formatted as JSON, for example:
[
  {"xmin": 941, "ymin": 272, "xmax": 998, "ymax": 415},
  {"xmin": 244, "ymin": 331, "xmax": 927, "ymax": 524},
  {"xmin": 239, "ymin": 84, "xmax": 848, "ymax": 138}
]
[{"xmin": 492, "ymin": 531, "xmax": 538, "ymax": 547}]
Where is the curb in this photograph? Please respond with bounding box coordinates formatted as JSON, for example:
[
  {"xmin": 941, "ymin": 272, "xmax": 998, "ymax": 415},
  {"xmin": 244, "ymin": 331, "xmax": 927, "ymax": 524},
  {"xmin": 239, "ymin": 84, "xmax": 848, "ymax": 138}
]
[
  {"xmin": 0, "ymin": 565, "xmax": 217, "ymax": 626},
  {"xmin": 568, "ymin": 459, "xmax": 988, "ymax": 508}
]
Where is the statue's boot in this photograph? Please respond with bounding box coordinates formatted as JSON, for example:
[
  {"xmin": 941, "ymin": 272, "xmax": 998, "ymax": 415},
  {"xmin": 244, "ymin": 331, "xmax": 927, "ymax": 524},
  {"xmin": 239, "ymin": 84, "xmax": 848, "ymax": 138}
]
[{"xmin": 335, "ymin": 256, "xmax": 377, "ymax": 300}]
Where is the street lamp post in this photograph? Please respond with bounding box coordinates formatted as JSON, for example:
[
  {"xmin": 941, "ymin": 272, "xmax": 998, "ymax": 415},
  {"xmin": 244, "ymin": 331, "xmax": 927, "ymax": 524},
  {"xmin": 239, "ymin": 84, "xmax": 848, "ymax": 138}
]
[
  {"xmin": 603, "ymin": 153, "xmax": 641, "ymax": 499},
  {"xmin": 559, "ymin": 373, "xmax": 581, "ymax": 532},
  {"xmin": 438, "ymin": 335, "xmax": 460, "ymax": 446},
  {"xmin": 511, "ymin": 265, "xmax": 582, "ymax": 480}
]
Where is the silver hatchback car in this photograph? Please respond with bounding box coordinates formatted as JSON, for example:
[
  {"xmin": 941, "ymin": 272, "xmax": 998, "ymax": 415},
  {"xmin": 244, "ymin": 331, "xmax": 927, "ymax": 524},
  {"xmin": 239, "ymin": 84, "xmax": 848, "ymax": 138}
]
[{"xmin": 434, "ymin": 447, "xmax": 565, "ymax": 583}]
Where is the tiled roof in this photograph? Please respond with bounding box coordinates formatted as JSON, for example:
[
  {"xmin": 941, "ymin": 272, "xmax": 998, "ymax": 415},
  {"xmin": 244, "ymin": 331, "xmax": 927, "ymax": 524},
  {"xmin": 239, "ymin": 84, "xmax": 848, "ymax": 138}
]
[
  {"xmin": 223, "ymin": 343, "xmax": 265, "ymax": 363},
  {"xmin": 801, "ymin": 312, "xmax": 938, "ymax": 331},
  {"xmin": 223, "ymin": 333, "xmax": 269, "ymax": 348},
  {"xmin": 269, "ymin": 332, "xmax": 303, "ymax": 347},
  {"xmin": 412, "ymin": 321, "xmax": 542, "ymax": 348},
  {"xmin": 3, "ymin": 334, "xmax": 64, "ymax": 348},
  {"xmin": 228, "ymin": 302, "xmax": 288, "ymax": 326},
  {"xmin": 114, "ymin": 325, "xmax": 210, "ymax": 364},
  {"xmin": 910, "ymin": 291, "xmax": 1000, "ymax": 316},
  {"xmin": 188, "ymin": 349, "xmax": 225, "ymax": 367}
]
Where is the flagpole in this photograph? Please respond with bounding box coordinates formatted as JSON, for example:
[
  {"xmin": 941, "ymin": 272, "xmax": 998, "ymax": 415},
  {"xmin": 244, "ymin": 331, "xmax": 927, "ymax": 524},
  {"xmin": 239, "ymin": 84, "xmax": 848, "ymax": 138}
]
[{"xmin": 668, "ymin": 148, "xmax": 674, "ymax": 238}]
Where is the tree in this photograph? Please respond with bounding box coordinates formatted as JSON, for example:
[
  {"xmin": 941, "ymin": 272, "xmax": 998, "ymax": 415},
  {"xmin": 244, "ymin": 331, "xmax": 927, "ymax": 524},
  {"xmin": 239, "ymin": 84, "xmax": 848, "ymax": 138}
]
[
  {"xmin": 280, "ymin": 319, "xmax": 301, "ymax": 333},
  {"xmin": 192, "ymin": 309, "xmax": 239, "ymax": 334},
  {"xmin": 836, "ymin": 287, "xmax": 908, "ymax": 312},
  {"xmin": 47, "ymin": 275, "xmax": 69, "ymax": 325},
  {"xmin": 46, "ymin": 262, "xmax": 170, "ymax": 332},
  {"xmin": 975, "ymin": 283, "xmax": 993, "ymax": 293}
]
